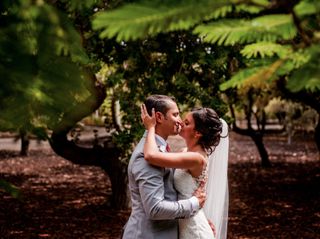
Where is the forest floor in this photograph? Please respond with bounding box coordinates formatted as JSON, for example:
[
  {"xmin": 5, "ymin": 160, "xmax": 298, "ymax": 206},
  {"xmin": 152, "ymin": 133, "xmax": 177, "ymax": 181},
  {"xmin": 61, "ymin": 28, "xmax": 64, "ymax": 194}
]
[{"xmin": 0, "ymin": 131, "xmax": 319, "ymax": 239}]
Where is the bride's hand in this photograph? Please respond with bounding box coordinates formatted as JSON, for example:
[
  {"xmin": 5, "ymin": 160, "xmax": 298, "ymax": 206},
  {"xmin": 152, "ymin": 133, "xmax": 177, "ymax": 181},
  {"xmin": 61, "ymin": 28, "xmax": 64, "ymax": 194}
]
[{"xmin": 140, "ymin": 104, "xmax": 156, "ymax": 130}]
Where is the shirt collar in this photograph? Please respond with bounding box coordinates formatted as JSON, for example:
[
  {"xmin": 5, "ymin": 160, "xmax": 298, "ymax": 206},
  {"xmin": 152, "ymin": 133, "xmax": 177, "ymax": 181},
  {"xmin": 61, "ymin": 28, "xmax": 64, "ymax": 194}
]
[{"xmin": 143, "ymin": 130, "xmax": 167, "ymax": 146}]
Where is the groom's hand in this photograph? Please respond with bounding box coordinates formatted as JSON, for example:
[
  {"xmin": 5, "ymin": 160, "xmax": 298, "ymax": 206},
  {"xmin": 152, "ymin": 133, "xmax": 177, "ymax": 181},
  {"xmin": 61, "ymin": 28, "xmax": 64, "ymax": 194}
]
[{"xmin": 193, "ymin": 184, "xmax": 206, "ymax": 208}]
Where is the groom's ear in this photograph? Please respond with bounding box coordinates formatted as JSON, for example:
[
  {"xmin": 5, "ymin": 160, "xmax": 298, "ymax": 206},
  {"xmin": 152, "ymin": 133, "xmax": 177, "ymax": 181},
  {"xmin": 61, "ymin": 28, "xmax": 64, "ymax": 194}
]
[{"xmin": 155, "ymin": 111, "xmax": 164, "ymax": 123}]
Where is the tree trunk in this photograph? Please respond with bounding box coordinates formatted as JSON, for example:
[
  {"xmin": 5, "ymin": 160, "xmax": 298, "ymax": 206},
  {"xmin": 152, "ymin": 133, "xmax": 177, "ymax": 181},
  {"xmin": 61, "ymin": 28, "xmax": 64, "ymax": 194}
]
[
  {"xmin": 250, "ymin": 133, "xmax": 271, "ymax": 167},
  {"xmin": 19, "ymin": 129, "xmax": 29, "ymax": 156},
  {"xmin": 230, "ymin": 104, "xmax": 271, "ymax": 167},
  {"xmin": 232, "ymin": 125, "xmax": 272, "ymax": 167},
  {"xmin": 104, "ymin": 151, "xmax": 128, "ymax": 208},
  {"xmin": 49, "ymin": 71, "xmax": 130, "ymax": 209},
  {"xmin": 50, "ymin": 132, "xmax": 129, "ymax": 209}
]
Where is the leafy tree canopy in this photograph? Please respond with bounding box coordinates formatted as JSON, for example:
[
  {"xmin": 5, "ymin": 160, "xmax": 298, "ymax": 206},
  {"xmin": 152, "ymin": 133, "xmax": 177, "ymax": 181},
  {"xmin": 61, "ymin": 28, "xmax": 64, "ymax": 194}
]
[
  {"xmin": 93, "ymin": 0, "xmax": 320, "ymax": 93},
  {"xmin": 0, "ymin": 0, "xmax": 95, "ymax": 136}
]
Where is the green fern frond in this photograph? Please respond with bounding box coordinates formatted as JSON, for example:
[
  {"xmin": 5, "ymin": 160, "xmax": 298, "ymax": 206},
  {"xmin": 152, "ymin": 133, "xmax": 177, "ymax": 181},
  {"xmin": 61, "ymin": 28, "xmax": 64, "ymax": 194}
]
[
  {"xmin": 220, "ymin": 59, "xmax": 287, "ymax": 91},
  {"xmin": 194, "ymin": 14, "xmax": 296, "ymax": 45},
  {"xmin": 241, "ymin": 42, "xmax": 292, "ymax": 58},
  {"xmin": 294, "ymin": 0, "xmax": 320, "ymax": 17},
  {"xmin": 206, "ymin": 2, "xmax": 266, "ymax": 20},
  {"xmin": 220, "ymin": 67, "xmax": 262, "ymax": 90},
  {"xmin": 250, "ymin": 0, "xmax": 270, "ymax": 7},
  {"xmin": 235, "ymin": 4, "xmax": 265, "ymax": 14},
  {"xmin": 221, "ymin": 45, "xmax": 320, "ymax": 92},
  {"xmin": 288, "ymin": 69, "xmax": 320, "ymax": 92},
  {"xmin": 288, "ymin": 50, "xmax": 311, "ymax": 68},
  {"xmin": 287, "ymin": 45, "xmax": 320, "ymax": 92},
  {"xmin": 205, "ymin": 5, "xmax": 233, "ymax": 20},
  {"xmin": 93, "ymin": 0, "xmax": 228, "ymax": 41}
]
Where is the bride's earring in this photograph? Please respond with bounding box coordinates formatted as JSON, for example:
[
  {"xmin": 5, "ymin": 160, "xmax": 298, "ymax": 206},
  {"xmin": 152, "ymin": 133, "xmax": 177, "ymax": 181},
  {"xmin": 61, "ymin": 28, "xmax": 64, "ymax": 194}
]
[{"xmin": 195, "ymin": 131, "xmax": 202, "ymax": 139}]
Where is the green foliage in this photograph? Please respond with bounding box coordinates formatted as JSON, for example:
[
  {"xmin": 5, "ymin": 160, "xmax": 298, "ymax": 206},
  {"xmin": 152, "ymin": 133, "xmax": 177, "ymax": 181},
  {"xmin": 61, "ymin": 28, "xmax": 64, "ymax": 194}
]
[
  {"xmin": 220, "ymin": 66, "xmax": 263, "ymax": 91},
  {"xmin": 92, "ymin": 0, "xmax": 228, "ymax": 41},
  {"xmin": 94, "ymin": 33, "xmax": 229, "ymax": 154},
  {"xmin": 241, "ymin": 43, "xmax": 292, "ymax": 58},
  {"xmin": 234, "ymin": 3, "xmax": 266, "ymax": 14},
  {"xmin": 92, "ymin": 0, "xmax": 320, "ymax": 98},
  {"xmin": 212, "ymin": 0, "xmax": 320, "ymax": 97},
  {"xmin": 90, "ymin": 0, "xmax": 320, "ymax": 161},
  {"xmin": 287, "ymin": 45, "xmax": 320, "ymax": 92},
  {"xmin": 294, "ymin": 0, "xmax": 320, "ymax": 17},
  {"xmin": 2, "ymin": 0, "xmax": 318, "ymax": 161},
  {"xmin": 91, "ymin": 0, "xmax": 319, "ymax": 117},
  {"xmin": 92, "ymin": 0, "xmax": 273, "ymax": 42},
  {"xmin": 194, "ymin": 14, "xmax": 297, "ymax": 45},
  {"xmin": 222, "ymin": 44, "xmax": 320, "ymax": 93},
  {"xmin": 0, "ymin": 0, "xmax": 92, "ymax": 135}
]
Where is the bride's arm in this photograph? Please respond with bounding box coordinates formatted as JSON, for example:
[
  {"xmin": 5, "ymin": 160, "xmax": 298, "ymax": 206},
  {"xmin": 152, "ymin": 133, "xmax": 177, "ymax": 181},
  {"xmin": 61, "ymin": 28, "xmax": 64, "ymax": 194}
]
[
  {"xmin": 145, "ymin": 126, "xmax": 203, "ymax": 169},
  {"xmin": 141, "ymin": 104, "xmax": 203, "ymax": 169}
]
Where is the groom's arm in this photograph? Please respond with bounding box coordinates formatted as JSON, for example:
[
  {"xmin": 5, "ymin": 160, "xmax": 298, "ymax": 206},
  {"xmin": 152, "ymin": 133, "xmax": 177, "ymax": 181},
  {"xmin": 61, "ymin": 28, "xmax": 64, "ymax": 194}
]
[{"xmin": 132, "ymin": 155, "xmax": 200, "ymax": 220}]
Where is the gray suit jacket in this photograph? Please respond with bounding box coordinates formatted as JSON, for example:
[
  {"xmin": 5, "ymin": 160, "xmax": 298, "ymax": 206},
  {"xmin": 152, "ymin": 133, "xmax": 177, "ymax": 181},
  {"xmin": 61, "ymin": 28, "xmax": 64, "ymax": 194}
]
[{"xmin": 122, "ymin": 132, "xmax": 197, "ymax": 239}]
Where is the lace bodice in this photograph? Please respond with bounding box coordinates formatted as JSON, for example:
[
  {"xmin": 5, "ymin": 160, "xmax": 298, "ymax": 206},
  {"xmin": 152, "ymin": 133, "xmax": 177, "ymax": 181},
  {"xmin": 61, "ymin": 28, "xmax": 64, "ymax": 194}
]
[
  {"xmin": 173, "ymin": 161, "xmax": 215, "ymax": 239},
  {"xmin": 173, "ymin": 162, "xmax": 208, "ymax": 199}
]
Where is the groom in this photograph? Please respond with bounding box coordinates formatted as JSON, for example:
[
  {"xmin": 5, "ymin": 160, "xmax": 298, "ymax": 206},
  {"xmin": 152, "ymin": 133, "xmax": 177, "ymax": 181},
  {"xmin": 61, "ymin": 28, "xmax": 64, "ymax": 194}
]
[{"xmin": 122, "ymin": 95, "xmax": 205, "ymax": 239}]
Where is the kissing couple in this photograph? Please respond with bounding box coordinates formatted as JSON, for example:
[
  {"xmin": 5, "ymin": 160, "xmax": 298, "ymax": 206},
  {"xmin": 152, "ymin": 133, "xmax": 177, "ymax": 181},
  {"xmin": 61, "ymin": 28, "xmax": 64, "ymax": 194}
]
[{"xmin": 122, "ymin": 94, "xmax": 229, "ymax": 239}]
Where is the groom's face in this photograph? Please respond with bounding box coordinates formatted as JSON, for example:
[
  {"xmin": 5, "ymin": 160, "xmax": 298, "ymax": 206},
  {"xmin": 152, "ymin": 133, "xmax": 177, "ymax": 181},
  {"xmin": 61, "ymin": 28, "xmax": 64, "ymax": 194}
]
[{"xmin": 160, "ymin": 100, "xmax": 182, "ymax": 137}]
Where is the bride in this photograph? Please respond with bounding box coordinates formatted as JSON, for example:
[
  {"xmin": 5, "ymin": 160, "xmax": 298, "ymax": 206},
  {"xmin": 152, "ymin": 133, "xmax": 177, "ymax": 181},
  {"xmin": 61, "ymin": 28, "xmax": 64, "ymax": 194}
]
[{"xmin": 141, "ymin": 105, "xmax": 229, "ymax": 239}]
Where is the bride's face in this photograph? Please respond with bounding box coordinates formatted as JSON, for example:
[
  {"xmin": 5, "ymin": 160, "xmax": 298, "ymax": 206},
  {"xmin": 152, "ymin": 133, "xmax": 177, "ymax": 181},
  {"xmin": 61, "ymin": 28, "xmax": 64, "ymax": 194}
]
[{"xmin": 179, "ymin": 112, "xmax": 197, "ymax": 141}]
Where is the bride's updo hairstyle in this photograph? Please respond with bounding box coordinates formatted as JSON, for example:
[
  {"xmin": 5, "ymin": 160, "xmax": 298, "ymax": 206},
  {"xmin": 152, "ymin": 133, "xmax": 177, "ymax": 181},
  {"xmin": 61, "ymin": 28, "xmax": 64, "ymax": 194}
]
[{"xmin": 192, "ymin": 107, "xmax": 223, "ymax": 154}]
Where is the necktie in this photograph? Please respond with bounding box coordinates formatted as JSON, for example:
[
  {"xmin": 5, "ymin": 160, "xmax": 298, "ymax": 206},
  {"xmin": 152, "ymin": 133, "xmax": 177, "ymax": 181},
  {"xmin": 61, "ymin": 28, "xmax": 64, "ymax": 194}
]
[{"xmin": 166, "ymin": 144, "xmax": 171, "ymax": 152}]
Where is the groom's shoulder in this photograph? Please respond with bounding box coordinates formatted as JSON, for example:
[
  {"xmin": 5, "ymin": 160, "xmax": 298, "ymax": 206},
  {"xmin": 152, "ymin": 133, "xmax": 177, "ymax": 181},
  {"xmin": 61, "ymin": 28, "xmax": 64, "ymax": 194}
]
[
  {"xmin": 128, "ymin": 140, "xmax": 146, "ymax": 167},
  {"xmin": 129, "ymin": 150, "xmax": 163, "ymax": 176}
]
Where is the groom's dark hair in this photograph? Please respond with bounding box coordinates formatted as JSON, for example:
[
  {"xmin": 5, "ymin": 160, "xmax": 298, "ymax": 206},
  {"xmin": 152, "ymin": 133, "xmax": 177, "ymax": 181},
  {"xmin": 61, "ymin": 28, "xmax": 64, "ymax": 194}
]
[{"xmin": 144, "ymin": 95, "xmax": 176, "ymax": 116}]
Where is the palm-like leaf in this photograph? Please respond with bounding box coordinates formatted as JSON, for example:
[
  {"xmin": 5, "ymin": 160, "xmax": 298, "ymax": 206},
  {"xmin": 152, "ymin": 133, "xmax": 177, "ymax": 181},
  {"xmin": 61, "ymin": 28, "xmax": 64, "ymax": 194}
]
[
  {"xmin": 220, "ymin": 45, "xmax": 316, "ymax": 92},
  {"xmin": 220, "ymin": 67, "xmax": 264, "ymax": 90},
  {"xmin": 234, "ymin": 0, "xmax": 270, "ymax": 14},
  {"xmin": 205, "ymin": 2, "xmax": 267, "ymax": 21},
  {"xmin": 0, "ymin": 2, "xmax": 91, "ymax": 132},
  {"xmin": 92, "ymin": 0, "xmax": 229, "ymax": 41},
  {"xmin": 287, "ymin": 45, "xmax": 320, "ymax": 92},
  {"xmin": 220, "ymin": 59, "xmax": 283, "ymax": 91},
  {"xmin": 241, "ymin": 42, "xmax": 292, "ymax": 58},
  {"xmin": 294, "ymin": 0, "xmax": 320, "ymax": 17},
  {"xmin": 194, "ymin": 14, "xmax": 297, "ymax": 45}
]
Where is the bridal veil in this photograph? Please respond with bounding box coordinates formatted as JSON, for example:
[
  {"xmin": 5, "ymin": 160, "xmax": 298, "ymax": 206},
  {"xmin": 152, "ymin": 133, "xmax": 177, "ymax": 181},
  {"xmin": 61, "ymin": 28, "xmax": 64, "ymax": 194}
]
[{"xmin": 204, "ymin": 118, "xmax": 229, "ymax": 239}]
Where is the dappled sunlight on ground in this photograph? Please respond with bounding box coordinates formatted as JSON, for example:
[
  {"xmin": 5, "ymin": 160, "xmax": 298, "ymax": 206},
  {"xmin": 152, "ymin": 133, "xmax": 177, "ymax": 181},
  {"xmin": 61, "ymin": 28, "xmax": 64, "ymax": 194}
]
[{"xmin": 0, "ymin": 132, "xmax": 319, "ymax": 238}]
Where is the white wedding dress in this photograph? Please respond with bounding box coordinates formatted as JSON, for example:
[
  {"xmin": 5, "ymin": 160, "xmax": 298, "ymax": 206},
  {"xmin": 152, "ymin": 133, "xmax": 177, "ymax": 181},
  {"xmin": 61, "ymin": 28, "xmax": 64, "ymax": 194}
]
[{"xmin": 174, "ymin": 164, "xmax": 215, "ymax": 239}]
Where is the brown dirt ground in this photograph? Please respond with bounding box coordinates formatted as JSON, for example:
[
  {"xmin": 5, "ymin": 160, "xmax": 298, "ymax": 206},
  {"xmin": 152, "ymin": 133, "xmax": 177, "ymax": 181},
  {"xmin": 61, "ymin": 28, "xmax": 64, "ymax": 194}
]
[{"xmin": 0, "ymin": 132, "xmax": 319, "ymax": 239}]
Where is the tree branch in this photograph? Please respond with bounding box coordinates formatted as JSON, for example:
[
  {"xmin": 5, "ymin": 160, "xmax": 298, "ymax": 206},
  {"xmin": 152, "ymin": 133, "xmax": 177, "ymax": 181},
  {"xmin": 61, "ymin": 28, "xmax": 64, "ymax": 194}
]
[{"xmin": 290, "ymin": 8, "xmax": 312, "ymax": 47}]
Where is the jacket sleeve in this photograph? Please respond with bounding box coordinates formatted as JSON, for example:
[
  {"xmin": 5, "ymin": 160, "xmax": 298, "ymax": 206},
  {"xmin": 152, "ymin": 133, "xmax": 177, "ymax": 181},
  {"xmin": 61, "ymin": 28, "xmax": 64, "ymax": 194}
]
[{"xmin": 131, "ymin": 154, "xmax": 199, "ymax": 220}]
